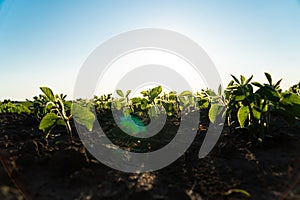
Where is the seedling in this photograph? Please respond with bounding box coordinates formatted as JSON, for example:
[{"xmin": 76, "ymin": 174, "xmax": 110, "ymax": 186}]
[{"xmin": 38, "ymin": 87, "xmax": 95, "ymax": 139}]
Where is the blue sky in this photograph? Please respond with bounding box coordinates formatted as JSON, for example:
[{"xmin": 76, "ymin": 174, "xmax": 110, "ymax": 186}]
[{"xmin": 0, "ymin": 0, "xmax": 300, "ymax": 100}]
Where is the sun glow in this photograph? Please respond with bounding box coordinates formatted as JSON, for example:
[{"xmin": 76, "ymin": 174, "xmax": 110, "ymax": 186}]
[{"xmin": 95, "ymin": 49, "xmax": 207, "ymax": 97}]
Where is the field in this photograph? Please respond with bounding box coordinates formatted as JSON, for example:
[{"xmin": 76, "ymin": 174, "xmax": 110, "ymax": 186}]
[{"xmin": 1, "ymin": 73, "xmax": 300, "ymax": 200}]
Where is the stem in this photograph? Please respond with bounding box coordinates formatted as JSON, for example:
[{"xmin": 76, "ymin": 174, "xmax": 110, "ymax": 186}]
[
  {"xmin": 56, "ymin": 99, "xmax": 73, "ymax": 139},
  {"xmin": 65, "ymin": 119, "xmax": 72, "ymax": 139}
]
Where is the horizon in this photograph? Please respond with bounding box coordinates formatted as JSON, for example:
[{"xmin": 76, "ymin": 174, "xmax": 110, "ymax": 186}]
[{"xmin": 1, "ymin": 0, "xmax": 300, "ymax": 101}]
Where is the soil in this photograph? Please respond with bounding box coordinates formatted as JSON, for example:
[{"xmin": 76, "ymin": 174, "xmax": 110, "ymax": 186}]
[{"xmin": 0, "ymin": 113, "xmax": 300, "ymax": 200}]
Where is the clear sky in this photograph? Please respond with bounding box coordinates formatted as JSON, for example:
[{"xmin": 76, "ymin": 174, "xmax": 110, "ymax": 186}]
[{"xmin": 0, "ymin": 0, "xmax": 300, "ymax": 100}]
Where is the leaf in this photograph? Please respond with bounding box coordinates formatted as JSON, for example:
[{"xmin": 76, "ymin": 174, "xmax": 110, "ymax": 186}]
[
  {"xmin": 39, "ymin": 113, "xmax": 59, "ymax": 133},
  {"xmin": 264, "ymin": 72, "xmax": 272, "ymax": 85},
  {"xmin": 148, "ymin": 105, "xmax": 158, "ymax": 117},
  {"xmin": 40, "ymin": 87, "xmax": 55, "ymax": 102},
  {"xmin": 179, "ymin": 96, "xmax": 188, "ymax": 106},
  {"xmin": 224, "ymin": 189, "xmax": 251, "ymax": 197},
  {"xmin": 281, "ymin": 92, "xmax": 300, "ymax": 105},
  {"xmin": 116, "ymin": 89, "xmax": 124, "ymax": 97},
  {"xmin": 56, "ymin": 119, "xmax": 66, "ymax": 126},
  {"xmin": 72, "ymin": 103, "xmax": 95, "ymax": 131},
  {"xmin": 251, "ymin": 82, "xmax": 263, "ymax": 88},
  {"xmin": 180, "ymin": 90, "xmax": 193, "ymax": 96},
  {"xmin": 113, "ymin": 100, "xmax": 122, "ymax": 110},
  {"xmin": 199, "ymin": 99, "xmax": 209, "ymax": 109},
  {"xmin": 64, "ymin": 101, "xmax": 72, "ymax": 110},
  {"xmin": 279, "ymin": 95, "xmax": 300, "ymax": 118},
  {"xmin": 231, "ymin": 74, "xmax": 240, "ymax": 84},
  {"xmin": 252, "ymin": 106, "xmax": 262, "ymax": 120},
  {"xmin": 218, "ymin": 85, "xmax": 222, "ymax": 96},
  {"xmin": 140, "ymin": 102, "xmax": 148, "ymax": 110},
  {"xmin": 274, "ymin": 78, "xmax": 282, "ymax": 88},
  {"xmin": 226, "ymin": 85, "xmax": 239, "ymax": 90},
  {"xmin": 140, "ymin": 91, "xmax": 148, "ymax": 97},
  {"xmin": 125, "ymin": 90, "xmax": 131, "ymax": 98},
  {"xmin": 209, "ymin": 104, "xmax": 225, "ymax": 123},
  {"xmin": 256, "ymin": 86, "xmax": 280, "ymax": 102},
  {"xmin": 122, "ymin": 107, "xmax": 131, "ymax": 118},
  {"xmin": 237, "ymin": 106, "xmax": 250, "ymax": 128},
  {"xmin": 240, "ymin": 75, "xmax": 245, "ymax": 84},
  {"xmin": 150, "ymin": 86, "xmax": 162, "ymax": 100},
  {"xmin": 227, "ymin": 80, "xmax": 234, "ymax": 87},
  {"xmin": 234, "ymin": 95, "xmax": 245, "ymax": 102},
  {"xmin": 244, "ymin": 75, "xmax": 253, "ymax": 85}
]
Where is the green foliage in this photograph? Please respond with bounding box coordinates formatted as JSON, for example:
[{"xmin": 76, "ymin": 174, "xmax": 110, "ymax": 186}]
[
  {"xmin": 4, "ymin": 72, "xmax": 297, "ymax": 144},
  {"xmin": 94, "ymin": 94, "xmax": 112, "ymax": 112},
  {"xmin": 28, "ymin": 94, "xmax": 49, "ymax": 120},
  {"xmin": 206, "ymin": 87, "xmax": 226, "ymax": 124},
  {"xmin": 237, "ymin": 106, "xmax": 250, "ymax": 128},
  {"xmin": 289, "ymin": 82, "xmax": 300, "ymax": 96},
  {"xmin": 38, "ymin": 87, "xmax": 73, "ymax": 138},
  {"xmin": 0, "ymin": 100, "xmax": 31, "ymax": 114},
  {"xmin": 226, "ymin": 72, "xmax": 300, "ymax": 141},
  {"xmin": 209, "ymin": 104, "xmax": 225, "ymax": 124},
  {"xmin": 37, "ymin": 87, "xmax": 95, "ymax": 139},
  {"xmin": 72, "ymin": 101, "xmax": 95, "ymax": 131}
]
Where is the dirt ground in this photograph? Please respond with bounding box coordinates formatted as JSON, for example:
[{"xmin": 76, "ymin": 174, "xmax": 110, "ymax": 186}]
[{"xmin": 0, "ymin": 113, "xmax": 300, "ymax": 200}]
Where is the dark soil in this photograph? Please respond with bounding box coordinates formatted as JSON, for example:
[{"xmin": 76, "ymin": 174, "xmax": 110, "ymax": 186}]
[{"xmin": 0, "ymin": 113, "xmax": 300, "ymax": 200}]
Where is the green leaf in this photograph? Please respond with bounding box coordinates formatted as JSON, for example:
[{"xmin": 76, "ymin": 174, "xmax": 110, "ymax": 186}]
[
  {"xmin": 56, "ymin": 119, "xmax": 66, "ymax": 126},
  {"xmin": 237, "ymin": 106, "xmax": 250, "ymax": 128},
  {"xmin": 125, "ymin": 90, "xmax": 131, "ymax": 98},
  {"xmin": 227, "ymin": 80, "xmax": 234, "ymax": 87},
  {"xmin": 231, "ymin": 74, "xmax": 240, "ymax": 84},
  {"xmin": 240, "ymin": 75, "xmax": 245, "ymax": 84},
  {"xmin": 116, "ymin": 89, "xmax": 124, "ymax": 97},
  {"xmin": 140, "ymin": 101, "xmax": 148, "ymax": 110},
  {"xmin": 218, "ymin": 85, "xmax": 222, "ymax": 96},
  {"xmin": 113, "ymin": 100, "xmax": 122, "ymax": 110},
  {"xmin": 72, "ymin": 103, "xmax": 95, "ymax": 131},
  {"xmin": 179, "ymin": 95, "xmax": 188, "ymax": 106},
  {"xmin": 274, "ymin": 78, "xmax": 282, "ymax": 88},
  {"xmin": 234, "ymin": 95, "xmax": 245, "ymax": 102},
  {"xmin": 224, "ymin": 189, "xmax": 251, "ymax": 197},
  {"xmin": 40, "ymin": 87, "xmax": 55, "ymax": 102},
  {"xmin": 64, "ymin": 101, "xmax": 72, "ymax": 110},
  {"xmin": 251, "ymin": 82, "xmax": 263, "ymax": 88},
  {"xmin": 244, "ymin": 75, "xmax": 253, "ymax": 85},
  {"xmin": 140, "ymin": 91, "xmax": 148, "ymax": 97},
  {"xmin": 226, "ymin": 85, "xmax": 239, "ymax": 90},
  {"xmin": 209, "ymin": 104, "xmax": 225, "ymax": 123},
  {"xmin": 148, "ymin": 105, "xmax": 158, "ymax": 117},
  {"xmin": 180, "ymin": 90, "xmax": 193, "ymax": 96},
  {"xmin": 39, "ymin": 113, "xmax": 59, "ymax": 133},
  {"xmin": 281, "ymin": 92, "xmax": 300, "ymax": 105},
  {"xmin": 264, "ymin": 72, "xmax": 272, "ymax": 85},
  {"xmin": 150, "ymin": 86, "xmax": 162, "ymax": 101},
  {"xmin": 198, "ymin": 99, "xmax": 209, "ymax": 109},
  {"xmin": 122, "ymin": 107, "xmax": 131, "ymax": 118},
  {"xmin": 252, "ymin": 106, "xmax": 262, "ymax": 120},
  {"xmin": 256, "ymin": 86, "xmax": 280, "ymax": 102}
]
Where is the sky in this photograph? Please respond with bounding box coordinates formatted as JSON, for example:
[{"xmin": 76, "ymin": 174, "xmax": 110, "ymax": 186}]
[{"xmin": 0, "ymin": 0, "xmax": 300, "ymax": 100}]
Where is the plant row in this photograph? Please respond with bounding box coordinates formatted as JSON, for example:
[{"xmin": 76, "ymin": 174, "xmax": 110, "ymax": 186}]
[{"xmin": 1, "ymin": 72, "xmax": 300, "ymax": 143}]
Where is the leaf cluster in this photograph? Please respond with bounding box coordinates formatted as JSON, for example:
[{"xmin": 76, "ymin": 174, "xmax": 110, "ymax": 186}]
[{"xmin": 0, "ymin": 100, "xmax": 31, "ymax": 114}]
